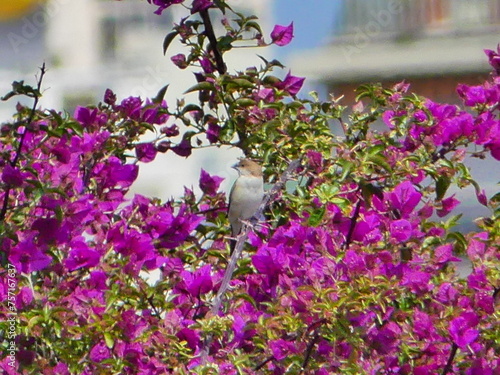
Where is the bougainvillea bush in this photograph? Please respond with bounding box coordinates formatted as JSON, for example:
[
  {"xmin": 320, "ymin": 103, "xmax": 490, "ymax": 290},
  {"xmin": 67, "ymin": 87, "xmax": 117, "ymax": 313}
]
[{"xmin": 1, "ymin": 1, "xmax": 500, "ymax": 374}]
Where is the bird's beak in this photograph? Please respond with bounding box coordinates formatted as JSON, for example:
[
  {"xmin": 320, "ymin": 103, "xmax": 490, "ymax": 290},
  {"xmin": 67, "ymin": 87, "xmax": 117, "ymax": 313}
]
[{"xmin": 231, "ymin": 162, "xmax": 239, "ymax": 170}]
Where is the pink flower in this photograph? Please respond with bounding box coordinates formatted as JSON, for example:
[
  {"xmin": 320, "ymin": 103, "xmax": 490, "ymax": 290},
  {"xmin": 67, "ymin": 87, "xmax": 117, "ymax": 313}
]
[
  {"xmin": 276, "ymin": 71, "xmax": 305, "ymax": 96},
  {"xmin": 449, "ymin": 312, "xmax": 479, "ymax": 349},
  {"xmin": 436, "ymin": 195, "xmax": 460, "ymax": 217},
  {"xmin": 135, "ymin": 143, "xmax": 157, "ymax": 163},
  {"xmin": 199, "ymin": 169, "xmax": 224, "ymax": 196},
  {"xmin": 89, "ymin": 341, "xmax": 111, "ymax": 362},
  {"xmin": 270, "ymin": 22, "xmax": 294, "ymax": 46},
  {"xmin": 1, "ymin": 164, "xmax": 24, "ymax": 187}
]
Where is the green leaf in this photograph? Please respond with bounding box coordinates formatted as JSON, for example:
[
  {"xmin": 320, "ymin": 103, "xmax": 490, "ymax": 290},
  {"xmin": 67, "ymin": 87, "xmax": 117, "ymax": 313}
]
[
  {"xmin": 436, "ymin": 175, "xmax": 451, "ymax": 201},
  {"xmin": 245, "ymin": 20, "xmax": 262, "ymax": 33},
  {"xmin": 217, "ymin": 35, "xmax": 233, "ymax": 52},
  {"xmin": 153, "ymin": 84, "xmax": 169, "ymax": 104},
  {"xmin": 367, "ymin": 154, "xmax": 392, "ymax": 173},
  {"xmin": 308, "ymin": 206, "xmax": 326, "ymax": 227},
  {"xmin": 67, "ymin": 121, "xmax": 84, "ymax": 137},
  {"xmin": 338, "ymin": 160, "xmax": 354, "ymax": 182},
  {"xmin": 184, "ymin": 81, "xmax": 215, "ymax": 94},
  {"xmin": 163, "ymin": 31, "xmax": 178, "ymax": 55},
  {"xmin": 232, "ymin": 98, "xmax": 255, "ymax": 107},
  {"xmin": 181, "ymin": 104, "xmax": 202, "ymax": 114},
  {"xmin": 230, "ymin": 78, "xmax": 255, "ymax": 89}
]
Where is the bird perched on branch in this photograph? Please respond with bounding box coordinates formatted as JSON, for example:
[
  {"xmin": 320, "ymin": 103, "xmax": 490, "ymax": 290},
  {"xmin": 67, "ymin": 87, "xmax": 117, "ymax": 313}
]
[{"xmin": 228, "ymin": 159, "xmax": 264, "ymax": 253}]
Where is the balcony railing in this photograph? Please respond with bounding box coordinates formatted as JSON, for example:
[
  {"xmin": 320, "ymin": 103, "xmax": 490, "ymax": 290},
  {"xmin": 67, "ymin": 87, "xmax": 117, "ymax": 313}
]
[{"xmin": 334, "ymin": 0, "xmax": 500, "ymax": 40}]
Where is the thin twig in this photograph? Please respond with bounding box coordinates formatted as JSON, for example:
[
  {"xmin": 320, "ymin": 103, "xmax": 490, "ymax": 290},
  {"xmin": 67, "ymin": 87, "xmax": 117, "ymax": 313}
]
[
  {"xmin": 441, "ymin": 343, "xmax": 458, "ymax": 375},
  {"xmin": 0, "ymin": 63, "xmax": 46, "ymax": 223},
  {"xmin": 199, "ymin": 9, "xmax": 226, "ymax": 74}
]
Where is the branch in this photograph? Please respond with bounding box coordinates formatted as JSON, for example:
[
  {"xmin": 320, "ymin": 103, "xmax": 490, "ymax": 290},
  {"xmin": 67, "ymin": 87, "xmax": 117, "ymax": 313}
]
[
  {"xmin": 342, "ymin": 195, "xmax": 362, "ymax": 250},
  {"xmin": 199, "ymin": 9, "xmax": 226, "ymax": 74},
  {"xmin": 199, "ymin": 158, "xmax": 301, "ymax": 361},
  {"xmin": 441, "ymin": 343, "xmax": 458, "ymax": 375},
  {"xmin": 0, "ymin": 63, "xmax": 46, "ymax": 223}
]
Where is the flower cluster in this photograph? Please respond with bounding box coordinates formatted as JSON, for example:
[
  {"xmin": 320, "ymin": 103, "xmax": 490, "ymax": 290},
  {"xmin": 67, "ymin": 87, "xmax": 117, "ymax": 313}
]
[{"xmin": 1, "ymin": 1, "xmax": 499, "ymax": 374}]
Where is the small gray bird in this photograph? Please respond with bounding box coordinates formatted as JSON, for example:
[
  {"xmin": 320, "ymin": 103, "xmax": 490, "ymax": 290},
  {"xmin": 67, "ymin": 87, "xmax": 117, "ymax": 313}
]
[{"xmin": 228, "ymin": 159, "xmax": 264, "ymax": 253}]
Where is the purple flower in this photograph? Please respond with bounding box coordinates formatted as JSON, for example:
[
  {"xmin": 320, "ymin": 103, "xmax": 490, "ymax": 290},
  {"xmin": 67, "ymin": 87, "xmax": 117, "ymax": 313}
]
[
  {"xmin": 199, "ymin": 169, "xmax": 224, "ymax": 196},
  {"xmin": 449, "ymin": 312, "xmax": 479, "ymax": 349},
  {"xmin": 402, "ymin": 268, "xmax": 431, "ymax": 294},
  {"xmin": 161, "ymin": 124, "xmax": 180, "ymax": 137},
  {"xmin": 484, "ymin": 45, "xmax": 500, "ymax": 75},
  {"xmin": 390, "ymin": 219, "xmax": 412, "ymax": 242},
  {"xmin": 343, "ymin": 249, "xmax": 366, "ymax": 273},
  {"xmin": 147, "ymin": 0, "xmax": 183, "ymax": 15},
  {"xmin": 176, "ymin": 328, "xmax": 200, "ymax": 351},
  {"xmin": 306, "ymin": 150, "xmax": 324, "ymax": 173},
  {"xmin": 157, "ymin": 205, "xmax": 203, "ymax": 249},
  {"xmin": 118, "ymin": 310, "xmax": 148, "ymax": 341},
  {"xmin": 178, "ymin": 264, "xmax": 213, "ymax": 297},
  {"xmin": 171, "ymin": 53, "xmax": 188, "ymax": 69},
  {"xmin": 270, "ymin": 22, "xmax": 294, "ymax": 47},
  {"xmin": 51, "ymin": 143, "xmax": 72, "ymax": 164},
  {"xmin": 382, "ymin": 110, "xmax": 396, "ymax": 129},
  {"xmin": 436, "ymin": 282, "xmax": 458, "ymax": 304},
  {"xmin": 466, "ymin": 232, "xmax": 488, "ymax": 261},
  {"xmin": 65, "ymin": 241, "xmax": 101, "ymax": 271},
  {"xmin": 206, "ymin": 122, "xmax": 221, "ymax": 144},
  {"xmin": 87, "ymin": 271, "xmax": 108, "ymax": 291},
  {"xmin": 199, "ymin": 57, "xmax": 215, "ymax": 74},
  {"xmin": 253, "ymin": 245, "xmax": 287, "ymax": 276},
  {"xmin": 74, "ymin": 106, "xmax": 98, "ymax": 127},
  {"xmin": 434, "ymin": 244, "xmax": 460, "ymax": 264},
  {"xmin": 118, "ymin": 96, "xmax": 142, "ymax": 120},
  {"xmin": 457, "ymin": 84, "xmax": 487, "ymax": 106},
  {"xmin": 101, "ymin": 157, "xmax": 139, "ymax": 188},
  {"xmin": 89, "ymin": 341, "xmax": 111, "ymax": 362},
  {"xmin": 104, "ymin": 88, "xmax": 117, "ymax": 105},
  {"xmin": 270, "ymin": 339, "xmax": 295, "ymax": 361},
  {"xmin": 413, "ymin": 310, "xmax": 436, "ymax": 339},
  {"xmin": 15, "ymin": 287, "xmax": 34, "ymax": 310},
  {"xmin": 276, "ymin": 71, "xmax": 305, "ymax": 96},
  {"xmin": 9, "ymin": 240, "xmax": 52, "ymax": 273},
  {"xmin": 141, "ymin": 100, "xmax": 169, "ymax": 124},
  {"xmin": 1, "ymin": 164, "xmax": 23, "ymax": 187},
  {"xmin": 32, "ymin": 217, "xmax": 67, "ymax": 245},
  {"xmin": 135, "ymin": 143, "xmax": 157, "ymax": 163},
  {"xmin": 191, "ymin": 0, "xmax": 213, "ymax": 14},
  {"xmin": 370, "ymin": 322, "xmax": 401, "ymax": 354},
  {"xmin": 171, "ymin": 139, "xmax": 192, "ymax": 157},
  {"xmin": 437, "ymin": 195, "xmax": 460, "ymax": 217},
  {"xmin": 389, "ymin": 181, "xmax": 422, "ymax": 218}
]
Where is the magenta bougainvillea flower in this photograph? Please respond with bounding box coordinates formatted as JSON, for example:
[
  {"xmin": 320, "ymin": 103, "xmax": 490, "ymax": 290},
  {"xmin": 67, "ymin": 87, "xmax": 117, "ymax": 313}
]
[
  {"xmin": 270, "ymin": 22, "xmax": 294, "ymax": 46},
  {"xmin": 276, "ymin": 71, "xmax": 305, "ymax": 96},
  {"xmin": 135, "ymin": 142, "xmax": 157, "ymax": 163},
  {"xmin": 449, "ymin": 312, "xmax": 480, "ymax": 349},
  {"xmin": 484, "ymin": 44, "xmax": 500, "ymax": 74},
  {"xmin": 147, "ymin": 0, "xmax": 183, "ymax": 15},
  {"xmin": 199, "ymin": 169, "xmax": 224, "ymax": 196}
]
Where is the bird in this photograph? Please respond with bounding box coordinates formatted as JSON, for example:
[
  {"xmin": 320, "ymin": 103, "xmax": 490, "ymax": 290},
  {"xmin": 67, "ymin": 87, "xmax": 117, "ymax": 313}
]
[{"xmin": 228, "ymin": 159, "xmax": 264, "ymax": 254}]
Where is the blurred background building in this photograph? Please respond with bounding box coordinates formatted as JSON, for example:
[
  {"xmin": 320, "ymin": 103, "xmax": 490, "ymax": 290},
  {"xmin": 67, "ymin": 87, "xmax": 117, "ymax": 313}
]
[{"xmin": 290, "ymin": 0, "xmax": 500, "ymax": 104}]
